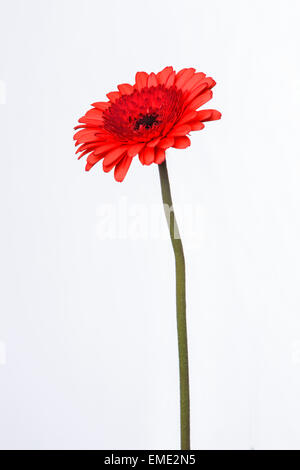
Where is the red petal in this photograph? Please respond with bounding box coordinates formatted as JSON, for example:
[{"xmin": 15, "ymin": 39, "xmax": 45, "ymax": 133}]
[
  {"xmin": 139, "ymin": 152, "xmax": 145, "ymax": 165},
  {"xmin": 85, "ymin": 152, "xmax": 103, "ymax": 171},
  {"xmin": 147, "ymin": 137, "xmax": 161, "ymax": 148},
  {"xmin": 128, "ymin": 143, "xmax": 145, "ymax": 158},
  {"xmin": 148, "ymin": 72, "xmax": 158, "ymax": 87},
  {"xmin": 135, "ymin": 71, "xmax": 148, "ymax": 91},
  {"xmin": 203, "ymin": 77, "xmax": 216, "ymax": 89},
  {"xmin": 103, "ymin": 155, "xmax": 124, "ymax": 173},
  {"xmin": 141, "ymin": 147, "xmax": 155, "ymax": 165},
  {"xmin": 78, "ymin": 149, "xmax": 93, "ymax": 160},
  {"xmin": 103, "ymin": 146, "xmax": 127, "ymax": 166},
  {"xmin": 185, "ymin": 83, "xmax": 209, "ymax": 104},
  {"xmin": 106, "ymin": 91, "xmax": 121, "ymax": 103},
  {"xmin": 92, "ymin": 102, "xmax": 110, "ymax": 111},
  {"xmin": 76, "ymin": 142, "xmax": 97, "ymax": 154},
  {"xmin": 74, "ymin": 125, "xmax": 89, "ymax": 130},
  {"xmin": 178, "ymin": 110, "xmax": 198, "ymax": 125},
  {"xmin": 190, "ymin": 121, "xmax": 205, "ymax": 131},
  {"xmin": 165, "ymin": 71, "xmax": 176, "ymax": 88},
  {"xmin": 114, "ymin": 155, "xmax": 133, "ymax": 182},
  {"xmin": 188, "ymin": 90, "xmax": 213, "ymax": 110},
  {"xmin": 158, "ymin": 137, "xmax": 174, "ymax": 149},
  {"xmin": 169, "ymin": 124, "xmax": 191, "ymax": 137},
  {"xmin": 182, "ymin": 73, "xmax": 206, "ymax": 92},
  {"xmin": 78, "ymin": 118, "xmax": 103, "ymax": 126},
  {"xmin": 80, "ymin": 108, "xmax": 103, "ymax": 121},
  {"xmin": 196, "ymin": 109, "xmax": 222, "ymax": 121},
  {"xmin": 173, "ymin": 136, "xmax": 191, "ymax": 149},
  {"xmin": 156, "ymin": 66, "xmax": 173, "ymax": 85},
  {"xmin": 175, "ymin": 68, "xmax": 188, "ymax": 80},
  {"xmin": 73, "ymin": 129, "xmax": 100, "ymax": 143},
  {"xmin": 175, "ymin": 68, "xmax": 195, "ymax": 89},
  {"xmin": 154, "ymin": 148, "xmax": 166, "ymax": 164},
  {"xmin": 94, "ymin": 142, "xmax": 120, "ymax": 155},
  {"xmin": 118, "ymin": 83, "xmax": 134, "ymax": 95}
]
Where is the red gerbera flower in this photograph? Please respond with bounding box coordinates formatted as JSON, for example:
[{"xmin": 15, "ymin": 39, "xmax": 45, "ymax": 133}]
[{"xmin": 74, "ymin": 67, "xmax": 221, "ymax": 182}]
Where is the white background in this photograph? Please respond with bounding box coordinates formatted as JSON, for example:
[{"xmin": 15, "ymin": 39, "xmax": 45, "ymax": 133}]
[{"xmin": 0, "ymin": 0, "xmax": 300, "ymax": 450}]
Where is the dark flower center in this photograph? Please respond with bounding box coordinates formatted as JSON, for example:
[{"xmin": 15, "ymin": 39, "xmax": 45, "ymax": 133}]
[
  {"xmin": 103, "ymin": 85, "xmax": 184, "ymax": 143},
  {"xmin": 133, "ymin": 112, "xmax": 160, "ymax": 130}
]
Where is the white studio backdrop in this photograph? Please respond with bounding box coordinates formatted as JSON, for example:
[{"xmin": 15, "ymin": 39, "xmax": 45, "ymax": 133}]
[{"xmin": 0, "ymin": 0, "xmax": 300, "ymax": 450}]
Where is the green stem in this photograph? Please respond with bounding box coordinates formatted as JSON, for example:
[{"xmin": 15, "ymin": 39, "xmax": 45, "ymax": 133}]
[{"xmin": 158, "ymin": 159, "xmax": 190, "ymax": 450}]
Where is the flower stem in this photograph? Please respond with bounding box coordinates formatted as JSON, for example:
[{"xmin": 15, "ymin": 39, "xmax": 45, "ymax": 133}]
[{"xmin": 158, "ymin": 159, "xmax": 190, "ymax": 450}]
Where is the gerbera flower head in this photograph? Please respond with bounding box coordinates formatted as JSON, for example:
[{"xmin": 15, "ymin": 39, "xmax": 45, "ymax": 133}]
[{"xmin": 74, "ymin": 67, "xmax": 221, "ymax": 182}]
